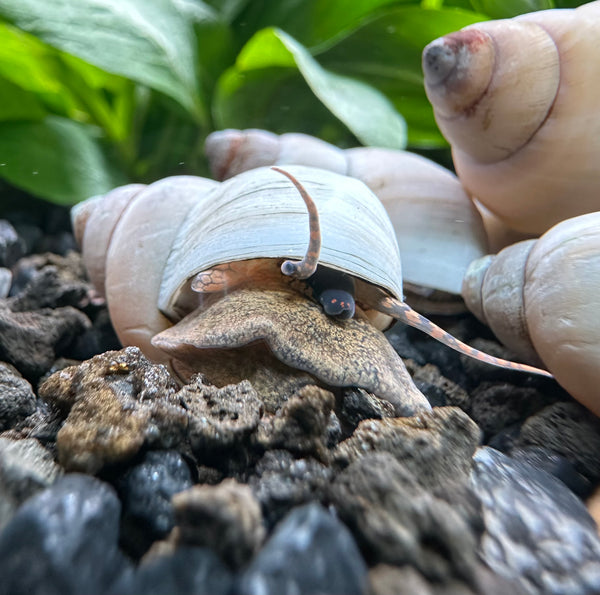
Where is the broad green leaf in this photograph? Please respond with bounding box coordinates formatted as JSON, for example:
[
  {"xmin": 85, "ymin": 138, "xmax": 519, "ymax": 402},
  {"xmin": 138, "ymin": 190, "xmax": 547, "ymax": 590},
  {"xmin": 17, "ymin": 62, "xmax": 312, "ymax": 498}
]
[
  {"xmin": 0, "ymin": 0, "xmax": 204, "ymax": 120},
  {"xmin": 0, "ymin": 23, "xmax": 135, "ymax": 143},
  {"xmin": 0, "ymin": 116, "xmax": 126, "ymax": 204},
  {"xmin": 231, "ymin": 0, "xmax": 419, "ymax": 50},
  {"xmin": 0, "ymin": 23, "xmax": 80, "ymax": 117},
  {"xmin": 470, "ymin": 0, "xmax": 553, "ymax": 16},
  {"xmin": 224, "ymin": 28, "xmax": 407, "ymax": 149},
  {"xmin": 0, "ymin": 77, "xmax": 46, "ymax": 121},
  {"xmin": 319, "ymin": 7, "xmax": 488, "ymax": 147},
  {"xmin": 554, "ymin": 1, "xmax": 591, "ymax": 7},
  {"xmin": 204, "ymin": 0, "xmax": 250, "ymax": 22},
  {"xmin": 214, "ymin": 66, "xmax": 358, "ymax": 148}
]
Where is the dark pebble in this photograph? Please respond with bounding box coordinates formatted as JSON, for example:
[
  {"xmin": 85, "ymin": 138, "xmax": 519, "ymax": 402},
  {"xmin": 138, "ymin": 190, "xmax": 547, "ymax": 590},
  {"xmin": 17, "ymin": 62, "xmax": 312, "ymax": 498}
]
[
  {"xmin": 0, "ymin": 305, "xmax": 90, "ymax": 380},
  {"xmin": 238, "ymin": 502, "xmax": 368, "ymax": 595},
  {"xmin": 471, "ymin": 447, "xmax": 600, "ymax": 595},
  {"xmin": 0, "ymin": 473, "xmax": 130, "ymax": 595},
  {"xmin": 116, "ymin": 450, "xmax": 194, "ymax": 557},
  {"xmin": 469, "ymin": 382, "xmax": 553, "ymax": 439},
  {"xmin": 249, "ymin": 450, "xmax": 333, "ymax": 528},
  {"xmin": 516, "ymin": 401, "xmax": 600, "ymax": 482},
  {"xmin": 0, "ymin": 361, "xmax": 37, "ymax": 431},
  {"xmin": 111, "ymin": 546, "xmax": 233, "ymax": 595},
  {"xmin": 341, "ymin": 387, "xmax": 396, "ymax": 428},
  {"xmin": 0, "ymin": 220, "xmax": 23, "ymax": 268},
  {"xmin": 511, "ymin": 445, "xmax": 592, "ymax": 498}
]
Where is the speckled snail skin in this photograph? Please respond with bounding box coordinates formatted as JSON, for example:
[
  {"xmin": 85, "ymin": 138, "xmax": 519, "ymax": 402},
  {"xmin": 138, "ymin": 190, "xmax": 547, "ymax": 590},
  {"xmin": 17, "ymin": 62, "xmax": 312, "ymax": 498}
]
[
  {"xmin": 72, "ymin": 165, "xmax": 551, "ymax": 414},
  {"xmin": 462, "ymin": 212, "xmax": 600, "ymax": 416},
  {"xmin": 422, "ymin": 1, "xmax": 600, "ymax": 235}
]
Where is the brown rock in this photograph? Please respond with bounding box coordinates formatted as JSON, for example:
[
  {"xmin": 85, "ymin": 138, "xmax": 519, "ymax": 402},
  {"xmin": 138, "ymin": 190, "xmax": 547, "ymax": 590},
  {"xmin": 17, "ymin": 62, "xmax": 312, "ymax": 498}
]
[
  {"xmin": 330, "ymin": 452, "xmax": 480, "ymax": 583},
  {"xmin": 516, "ymin": 401, "xmax": 600, "ymax": 482},
  {"xmin": 334, "ymin": 406, "xmax": 481, "ymax": 489},
  {"xmin": 179, "ymin": 377, "xmax": 263, "ymax": 461},
  {"xmin": 38, "ymin": 347, "xmax": 187, "ymax": 473},
  {"xmin": 254, "ymin": 385, "xmax": 335, "ymax": 460},
  {"xmin": 171, "ymin": 478, "xmax": 265, "ymax": 568},
  {"xmin": 0, "ymin": 305, "xmax": 90, "ymax": 379}
]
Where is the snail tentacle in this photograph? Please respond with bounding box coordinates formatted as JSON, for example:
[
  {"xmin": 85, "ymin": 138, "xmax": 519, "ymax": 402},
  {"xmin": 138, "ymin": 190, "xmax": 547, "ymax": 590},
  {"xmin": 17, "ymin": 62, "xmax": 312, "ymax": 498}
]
[
  {"xmin": 272, "ymin": 167, "xmax": 321, "ymax": 280},
  {"xmin": 378, "ymin": 296, "xmax": 553, "ymax": 378}
]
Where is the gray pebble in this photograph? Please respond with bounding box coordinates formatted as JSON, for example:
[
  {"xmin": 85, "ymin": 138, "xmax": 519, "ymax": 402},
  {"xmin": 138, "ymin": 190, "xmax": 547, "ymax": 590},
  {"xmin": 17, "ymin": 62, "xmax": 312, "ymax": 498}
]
[
  {"xmin": 471, "ymin": 447, "xmax": 600, "ymax": 595},
  {"xmin": 238, "ymin": 502, "xmax": 368, "ymax": 595},
  {"xmin": 0, "ymin": 437, "xmax": 62, "ymax": 531},
  {"xmin": 0, "ymin": 361, "xmax": 37, "ymax": 431},
  {"xmin": 0, "ymin": 473, "xmax": 130, "ymax": 595}
]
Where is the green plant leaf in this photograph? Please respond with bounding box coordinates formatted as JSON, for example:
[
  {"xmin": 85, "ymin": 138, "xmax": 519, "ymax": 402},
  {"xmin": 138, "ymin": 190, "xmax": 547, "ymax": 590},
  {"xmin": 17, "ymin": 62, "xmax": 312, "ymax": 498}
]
[
  {"xmin": 218, "ymin": 27, "xmax": 407, "ymax": 149},
  {"xmin": 319, "ymin": 6, "xmax": 488, "ymax": 147},
  {"xmin": 470, "ymin": 0, "xmax": 554, "ymax": 17},
  {"xmin": 0, "ymin": 0, "xmax": 204, "ymax": 120},
  {"xmin": 0, "ymin": 77, "xmax": 46, "ymax": 121},
  {"xmin": 0, "ymin": 116, "xmax": 126, "ymax": 204},
  {"xmin": 231, "ymin": 0, "xmax": 420, "ymax": 50}
]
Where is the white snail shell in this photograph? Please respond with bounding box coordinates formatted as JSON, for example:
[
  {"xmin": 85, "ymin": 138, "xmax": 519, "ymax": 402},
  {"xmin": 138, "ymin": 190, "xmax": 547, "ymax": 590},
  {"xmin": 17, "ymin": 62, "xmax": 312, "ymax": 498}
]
[
  {"xmin": 462, "ymin": 212, "xmax": 600, "ymax": 415},
  {"xmin": 423, "ymin": 1, "xmax": 600, "ymax": 234},
  {"xmin": 205, "ymin": 128, "xmax": 488, "ymax": 298},
  {"xmin": 72, "ymin": 166, "xmax": 408, "ymax": 372}
]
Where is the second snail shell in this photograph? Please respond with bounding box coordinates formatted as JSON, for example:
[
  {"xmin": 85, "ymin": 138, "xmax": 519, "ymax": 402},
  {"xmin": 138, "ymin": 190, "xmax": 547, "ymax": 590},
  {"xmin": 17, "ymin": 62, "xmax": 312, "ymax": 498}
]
[
  {"xmin": 423, "ymin": 1, "xmax": 600, "ymax": 234},
  {"xmin": 462, "ymin": 212, "xmax": 600, "ymax": 416}
]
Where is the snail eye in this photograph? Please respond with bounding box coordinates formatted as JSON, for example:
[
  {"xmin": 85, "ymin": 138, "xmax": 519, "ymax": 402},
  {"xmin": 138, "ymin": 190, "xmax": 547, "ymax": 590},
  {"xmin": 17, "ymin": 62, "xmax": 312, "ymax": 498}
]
[{"xmin": 319, "ymin": 289, "xmax": 355, "ymax": 319}]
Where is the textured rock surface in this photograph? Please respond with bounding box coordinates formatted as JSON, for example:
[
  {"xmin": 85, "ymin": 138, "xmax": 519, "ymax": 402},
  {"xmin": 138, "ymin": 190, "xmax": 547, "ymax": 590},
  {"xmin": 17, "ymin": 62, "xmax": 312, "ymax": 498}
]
[
  {"xmin": 516, "ymin": 402, "xmax": 600, "ymax": 482},
  {"xmin": 469, "ymin": 383, "xmax": 553, "ymax": 439},
  {"xmin": 254, "ymin": 385, "xmax": 335, "ymax": 459},
  {"xmin": 471, "ymin": 447, "xmax": 600, "ymax": 595},
  {"xmin": 111, "ymin": 547, "xmax": 233, "ymax": 595},
  {"xmin": 0, "ymin": 437, "xmax": 62, "ymax": 531},
  {"xmin": 0, "ymin": 362, "xmax": 37, "ymax": 431},
  {"xmin": 330, "ymin": 452, "xmax": 482, "ymax": 585},
  {"xmin": 333, "ymin": 406, "xmax": 481, "ymax": 489},
  {"xmin": 238, "ymin": 503, "xmax": 368, "ymax": 595},
  {"xmin": 249, "ymin": 450, "xmax": 333, "ymax": 528},
  {"xmin": 0, "ymin": 305, "xmax": 90, "ymax": 380},
  {"xmin": 0, "ymin": 473, "xmax": 130, "ymax": 595},
  {"xmin": 171, "ymin": 478, "xmax": 265, "ymax": 568},
  {"xmin": 38, "ymin": 347, "xmax": 187, "ymax": 473},
  {"xmin": 116, "ymin": 450, "xmax": 194, "ymax": 556},
  {"xmin": 180, "ymin": 377, "xmax": 263, "ymax": 462}
]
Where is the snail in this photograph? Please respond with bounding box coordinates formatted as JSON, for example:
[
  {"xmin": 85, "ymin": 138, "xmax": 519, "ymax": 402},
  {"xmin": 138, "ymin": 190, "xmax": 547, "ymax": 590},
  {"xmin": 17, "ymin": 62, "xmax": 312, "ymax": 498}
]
[
  {"xmin": 72, "ymin": 165, "xmax": 551, "ymax": 416},
  {"xmin": 205, "ymin": 128, "xmax": 489, "ymax": 308},
  {"xmin": 462, "ymin": 211, "xmax": 600, "ymax": 416},
  {"xmin": 422, "ymin": 1, "xmax": 600, "ymax": 235}
]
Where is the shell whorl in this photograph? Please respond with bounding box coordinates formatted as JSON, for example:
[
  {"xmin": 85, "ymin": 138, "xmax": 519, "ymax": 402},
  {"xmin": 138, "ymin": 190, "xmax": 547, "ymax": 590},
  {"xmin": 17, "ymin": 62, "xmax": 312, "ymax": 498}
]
[
  {"xmin": 463, "ymin": 212, "xmax": 600, "ymax": 415},
  {"xmin": 462, "ymin": 241, "xmax": 541, "ymax": 365},
  {"xmin": 423, "ymin": 2, "xmax": 600, "ymax": 234}
]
